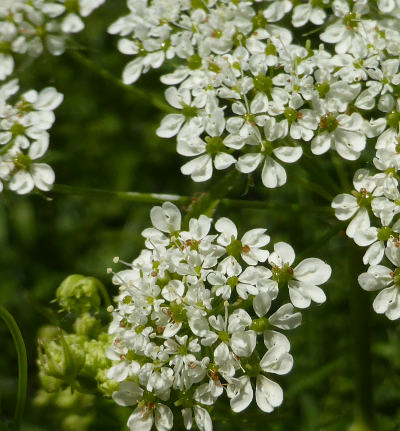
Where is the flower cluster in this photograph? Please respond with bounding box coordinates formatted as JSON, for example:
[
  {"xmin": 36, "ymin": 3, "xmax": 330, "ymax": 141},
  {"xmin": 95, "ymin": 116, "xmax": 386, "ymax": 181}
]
[
  {"xmin": 0, "ymin": 0, "xmax": 105, "ymax": 81},
  {"xmin": 108, "ymin": 0, "xmax": 400, "ymax": 188},
  {"xmin": 0, "ymin": 79, "xmax": 63, "ymax": 194},
  {"xmin": 332, "ymin": 165, "xmax": 400, "ymax": 320},
  {"xmin": 107, "ymin": 202, "xmax": 331, "ymax": 431},
  {"xmin": 37, "ymin": 275, "xmax": 115, "ymax": 396}
]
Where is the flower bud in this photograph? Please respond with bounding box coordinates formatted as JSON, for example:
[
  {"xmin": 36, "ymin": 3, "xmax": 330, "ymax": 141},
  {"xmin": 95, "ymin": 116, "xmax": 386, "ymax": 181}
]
[
  {"xmin": 81, "ymin": 337, "xmax": 111, "ymax": 378},
  {"xmin": 95, "ymin": 368, "xmax": 119, "ymax": 396},
  {"xmin": 38, "ymin": 331, "xmax": 85, "ymax": 381},
  {"xmin": 56, "ymin": 275, "xmax": 103, "ymax": 313},
  {"xmin": 73, "ymin": 313, "xmax": 102, "ymax": 337}
]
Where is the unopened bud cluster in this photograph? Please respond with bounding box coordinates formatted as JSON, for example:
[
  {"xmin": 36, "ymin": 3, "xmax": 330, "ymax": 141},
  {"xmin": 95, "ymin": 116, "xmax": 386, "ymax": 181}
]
[
  {"xmin": 37, "ymin": 275, "xmax": 115, "ymax": 395},
  {"xmin": 107, "ymin": 202, "xmax": 331, "ymax": 431}
]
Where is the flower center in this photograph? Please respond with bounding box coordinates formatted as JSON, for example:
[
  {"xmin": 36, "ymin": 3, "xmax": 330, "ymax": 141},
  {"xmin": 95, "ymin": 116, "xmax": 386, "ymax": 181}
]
[
  {"xmin": 319, "ymin": 113, "xmax": 338, "ymax": 132},
  {"xmin": 272, "ymin": 263, "xmax": 294, "ymax": 284},
  {"xmin": 377, "ymin": 226, "xmax": 393, "ymax": 242},
  {"xmin": 226, "ymin": 238, "xmax": 243, "ymax": 260},
  {"xmin": 253, "ymin": 75, "xmax": 273, "ymax": 96},
  {"xmin": 205, "ymin": 136, "xmax": 224, "ymax": 155}
]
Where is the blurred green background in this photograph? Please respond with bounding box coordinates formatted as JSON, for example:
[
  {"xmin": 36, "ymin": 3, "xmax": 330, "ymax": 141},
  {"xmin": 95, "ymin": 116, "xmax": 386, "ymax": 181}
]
[{"xmin": 1, "ymin": 1, "xmax": 400, "ymax": 430}]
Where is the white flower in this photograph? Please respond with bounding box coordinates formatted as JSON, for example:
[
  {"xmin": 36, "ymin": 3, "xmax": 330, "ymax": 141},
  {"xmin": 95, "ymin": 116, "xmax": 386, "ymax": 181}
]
[
  {"xmin": 358, "ymin": 239, "xmax": 400, "ymax": 320},
  {"xmin": 268, "ymin": 242, "xmax": 331, "ymax": 308},
  {"xmin": 311, "ymin": 112, "xmax": 366, "ymax": 160},
  {"xmin": 235, "ymin": 117, "xmax": 302, "ymax": 188},
  {"xmin": 292, "ymin": 2, "xmax": 327, "ymax": 28},
  {"xmin": 331, "ymin": 169, "xmax": 377, "ymax": 242},
  {"xmin": 127, "ymin": 404, "xmax": 173, "ymax": 431},
  {"xmin": 108, "ymin": 203, "xmax": 327, "ymax": 428}
]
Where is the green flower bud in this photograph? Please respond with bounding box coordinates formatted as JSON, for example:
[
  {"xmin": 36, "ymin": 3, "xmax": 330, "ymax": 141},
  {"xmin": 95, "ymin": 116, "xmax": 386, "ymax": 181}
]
[
  {"xmin": 96, "ymin": 368, "xmax": 119, "ymax": 396},
  {"xmin": 81, "ymin": 338, "xmax": 111, "ymax": 378},
  {"xmin": 56, "ymin": 275, "xmax": 103, "ymax": 313},
  {"xmin": 38, "ymin": 371, "xmax": 64, "ymax": 393},
  {"xmin": 73, "ymin": 313, "xmax": 102, "ymax": 337},
  {"xmin": 62, "ymin": 414, "xmax": 93, "ymax": 431},
  {"xmin": 348, "ymin": 422, "xmax": 371, "ymax": 431},
  {"xmin": 38, "ymin": 331, "xmax": 86, "ymax": 381}
]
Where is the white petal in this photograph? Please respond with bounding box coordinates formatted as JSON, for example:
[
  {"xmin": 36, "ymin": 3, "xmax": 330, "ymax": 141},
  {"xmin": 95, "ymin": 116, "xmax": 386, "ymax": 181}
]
[
  {"xmin": 61, "ymin": 13, "xmax": 84, "ymax": 33},
  {"xmin": 331, "ymin": 194, "xmax": 358, "ymax": 220},
  {"xmin": 193, "ymin": 406, "xmax": 212, "ymax": 431},
  {"xmin": 255, "ymin": 375, "xmax": 283, "ymax": 413},
  {"xmin": 112, "ymin": 381, "xmax": 143, "ymax": 406},
  {"xmin": 294, "ymin": 258, "xmax": 331, "ymax": 285},
  {"xmin": 155, "ymin": 404, "xmax": 173, "ymax": 431},
  {"xmin": 358, "ymin": 265, "xmax": 392, "ymax": 291},
  {"xmin": 9, "ymin": 170, "xmax": 34, "ymax": 195},
  {"xmin": 236, "ymin": 153, "xmax": 263, "ymax": 173},
  {"xmin": 288, "ymin": 281, "xmax": 322, "ymax": 308},
  {"xmin": 182, "ymin": 408, "xmax": 192, "ymax": 430},
  {"xmin": 214, "ymin": 152, "xmax": 236, "ymax": 170},
  {"xmin": 127, "ymin": 407, "xmax": 153, "ymax": 431},
  {"xmin": 311, "ymin": 132, "xmax": 331, "ymax": 155},
  {"xmin": 269, "ymin": 303, "xmax": 302, "ymax": 330},
  {"xmin": 156, "ymin": 114, "xmax": 185, "ymax": 138},
  {"xmin": 35, "ymin": 87, "xmax": 63, "ymax": 111},
  {"xmin": 150, "ymin": 202, "xmax": 181, "ymax": 232},
  {"xmin": 230, "ymin": 330, "xmax": 256, "ymax": 357},
  {"xmin": 346, "ymin": 208, "xmax": 370, "ymax": 239},
  {"xmin": 373, "ymin": 286, "xmax": 399, "ymax": 318},
  {"xmin": 181, "ymin": 154, "xmax": 212, "ymax": 182},
  {"xmin": 260, "ymin": 347, "xmax": 293, "ymax": 375},
  {"xmin": 363, "ymin": 241, "xmax": 385, "ymax": 266},
  {"xmin": 122, "ymin": 58, "xmax": 143, "ymax": 85},
  {"xmin": 253, "ymin": 291, "xmax": 272, "ymax": 317},
  {"xmin": 273, "ymin": 146, "xmax": 302, "ymax": 163},
  {"xmin": 261, "ymin": 156, "xmax": 286, "ymax": 188},
  {"xmin": 228, "ymin": 376, "xmax": 253, "ymax": 413},
  {"xmin": 31, "ymin": 163, "xmax": 55, "ymax": 191},
  {"xmin": 269, "ymin": 242, "xmax": 295, "ymax": 266}
]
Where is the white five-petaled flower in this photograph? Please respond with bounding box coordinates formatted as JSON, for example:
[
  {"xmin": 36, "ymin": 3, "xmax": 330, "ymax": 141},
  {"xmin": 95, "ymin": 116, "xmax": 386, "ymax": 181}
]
[{"xmin": 268, "ymin": 242, "xmax": 331, "ymax": 308}]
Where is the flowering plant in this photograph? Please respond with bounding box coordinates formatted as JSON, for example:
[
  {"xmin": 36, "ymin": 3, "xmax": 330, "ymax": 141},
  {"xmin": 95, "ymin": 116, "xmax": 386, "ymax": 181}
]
[{"xmin": 2, "ymin": 1, "xmax": 400, "ymax": 431}]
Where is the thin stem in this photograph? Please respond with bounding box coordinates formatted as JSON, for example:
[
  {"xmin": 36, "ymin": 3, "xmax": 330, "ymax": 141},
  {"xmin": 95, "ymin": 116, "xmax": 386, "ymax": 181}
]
[
  {"xmin": 295, "ymin": 222, "xmax": 343, "ymax": 262},
  {"xmin": 96, "ymin": 281, "xmax": 111, "ymax": 308},
  {"xmin": 346, "ymin": 244, "xmax": 374, "ymax": 430},
  {"xmin": 294, "ymin": 174, "xmax": 334, "ymax": 203},
  {"xmin": 51, "ymin": 184, "xmax": 332, "ymax": 214},
  {"xmin": 67, "ymin": 50, "xmax": 175, "ymax": 114},
  {"xmin": 0, "ymin": 306, "xmax": 27, "ymax": 431},
  {"xmin": 331, "ymin": 153, "xmax": 351, "ymax": 191},
  {"xmin": 286, "ymin": 357, "xmax": 345, "ymax": 399}
]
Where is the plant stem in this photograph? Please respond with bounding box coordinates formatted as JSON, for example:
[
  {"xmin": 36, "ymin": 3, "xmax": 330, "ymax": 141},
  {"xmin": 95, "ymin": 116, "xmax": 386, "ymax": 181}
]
[
  {"xmin": 346, "ymin": 244, "xmax": 373, "ymax": 430},
  {"xmin": 51, "ymin": 184, "xmax": 333, "ymax": 214},
  {"xmin": 67, "ymin": 50, "xmax": 175, "ymax": 114},
  {"xmin": 0, "ymin": 306, "xmax": 27, "ymax": 431}
]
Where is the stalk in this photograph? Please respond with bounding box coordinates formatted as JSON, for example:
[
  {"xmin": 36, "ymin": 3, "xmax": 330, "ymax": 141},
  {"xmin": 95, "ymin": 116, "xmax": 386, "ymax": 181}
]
[{"xmin": 0, "ymin": 307, "xmax": 28, "ymax": 431}]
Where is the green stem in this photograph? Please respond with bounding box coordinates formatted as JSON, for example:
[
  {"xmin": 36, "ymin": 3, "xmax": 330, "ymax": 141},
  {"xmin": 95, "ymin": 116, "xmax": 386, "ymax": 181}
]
[
  {"xmin": 0, "ymin": 306, "xmax": 27, "ymax": 431},
  {"xmin": 286, "ymin": 357, "xmax": 345, "ymax": 399},
  {"xmin": 346, "ymin": 244, "xmax": 373, "ymax": 430},
  {"xmin": 294, "ymin": 174, "xmax": 334, "ymax": 202},
  {"xmin": 295, "ymin": 222, "xmax": 343, "ymax": 262},
  {"xmin": 331, "ymin": 153, "xmax": 351, "ymax": 191},
  {"xmin": 51, "ymin": 184, "xmax": 332, "ymax": 214},
  {"xmin": 96, "ymin": 281, "xmax": 111, "ymax": 308},
  {"xmin": 67, "ymin": 50, "xmax": 175, "ymax": 114}
]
